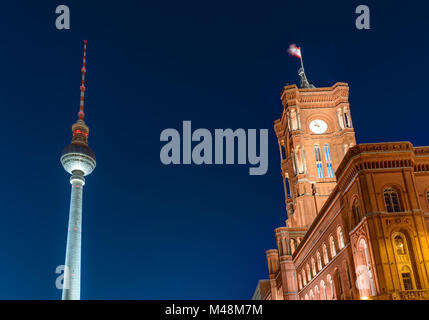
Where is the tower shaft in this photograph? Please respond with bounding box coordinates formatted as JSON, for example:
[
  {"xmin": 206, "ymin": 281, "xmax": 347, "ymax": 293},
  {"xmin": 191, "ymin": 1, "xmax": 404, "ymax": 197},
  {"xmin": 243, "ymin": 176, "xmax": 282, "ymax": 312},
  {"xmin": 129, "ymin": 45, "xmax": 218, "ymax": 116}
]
[
  {"xmin": 60, "ymin": 40, "xmax": 95, "ymax": 300},
  {"xmin": 62, "ymin": 172, "xmax": 85, "ymax": 300}
]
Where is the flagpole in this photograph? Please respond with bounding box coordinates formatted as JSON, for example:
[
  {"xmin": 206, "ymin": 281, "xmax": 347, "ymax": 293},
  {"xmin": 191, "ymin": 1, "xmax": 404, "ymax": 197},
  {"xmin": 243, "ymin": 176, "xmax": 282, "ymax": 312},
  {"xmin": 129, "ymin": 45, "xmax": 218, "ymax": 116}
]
[
  {"xmin": 287, "ymin": 44, "xmax": 314, "ymax": 88},
  {"xmin": 300, "ymin": 48, "xmax": 304, "ymax": 70}
]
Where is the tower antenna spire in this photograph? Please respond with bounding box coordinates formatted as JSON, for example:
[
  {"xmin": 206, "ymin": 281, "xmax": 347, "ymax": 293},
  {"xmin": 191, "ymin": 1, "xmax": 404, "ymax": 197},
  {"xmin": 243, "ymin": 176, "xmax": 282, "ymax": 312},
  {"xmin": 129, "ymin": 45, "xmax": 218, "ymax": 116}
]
[{"xmin": 78, "ymin": 40, "xmax": 87, "ymax": 121}]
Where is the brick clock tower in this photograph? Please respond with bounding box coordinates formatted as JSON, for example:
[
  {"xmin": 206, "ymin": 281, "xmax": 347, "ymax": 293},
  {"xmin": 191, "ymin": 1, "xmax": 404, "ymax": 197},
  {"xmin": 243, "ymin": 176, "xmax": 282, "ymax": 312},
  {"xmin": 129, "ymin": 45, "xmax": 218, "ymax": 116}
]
[
  {"xmin": 275, "ymin": 81, "xmax": 356, "ymax": 228},
  {"xmin": 258, "ymin": 53, "xmax": 429, "ymax": 301},
  {"xmin": 269, "ymin": 72, "xmax": 357, "ymax": 299}
]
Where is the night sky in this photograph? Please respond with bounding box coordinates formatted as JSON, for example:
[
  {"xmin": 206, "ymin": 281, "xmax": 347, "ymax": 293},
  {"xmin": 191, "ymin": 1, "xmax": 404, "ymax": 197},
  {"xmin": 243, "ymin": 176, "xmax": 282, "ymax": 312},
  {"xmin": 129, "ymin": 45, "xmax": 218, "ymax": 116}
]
[{"xmin": 0, "ymin": 1, "xmax": 428, "ymax": 299}]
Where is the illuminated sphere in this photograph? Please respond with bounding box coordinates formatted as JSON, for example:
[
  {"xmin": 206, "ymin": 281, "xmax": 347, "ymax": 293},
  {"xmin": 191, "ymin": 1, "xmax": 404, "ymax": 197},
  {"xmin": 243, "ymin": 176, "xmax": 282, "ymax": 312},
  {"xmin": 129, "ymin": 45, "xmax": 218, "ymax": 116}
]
[{"xmin": 61, "ymin": 143, "xmax": 96, "ymax": 176}]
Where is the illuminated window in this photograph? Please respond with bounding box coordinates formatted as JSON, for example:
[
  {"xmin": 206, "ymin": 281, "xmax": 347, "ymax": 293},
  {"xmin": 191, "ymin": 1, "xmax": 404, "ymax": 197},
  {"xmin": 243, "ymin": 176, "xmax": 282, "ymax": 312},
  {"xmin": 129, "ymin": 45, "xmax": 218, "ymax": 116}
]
[
  {"xmin": 392, "ymin": 233, "xmax": 416, "ymax": 291},
  {"xmin": 401, "ymin": 266, "xmax": 413, "ymax": 291},
  {"xmin": 311, "ymin": 258, "xmax": 316, "ymax": 276},
  {"xmin": 394, "ymin": 235, "xmax": 406, "ymax": 255},
  {"xmin": 330, "ymin": 236, "xmax": 336, "ymax": 257},
  {"xmin": 323, "ymin": 244, "xmax": 329, "ymax": 264},
  {"xmin": 328, "ymin": 274, "xmax": 334, "ymax": 300},
  {"xmin": 317, "ymin": 251, "xmax": 322, "ymax": 270},
  {"xmin": 298, "ymin": 274, "xmax": 303, "ymax": 290},
  {"xmin": 306, "ymin": 264, "xmax": 311, "ymax": 281},
  {"xmin": 302, "ymin": 270, "xmax": 307, "ymax": 286},
  {"xmin": 324, "ymin": 144, "xmax": 334, "ymax": 178},
  {"xmin": 320, "ymin": 280, "xmax": 327, "ymax": 300},
  {"xmin": 384, "ymin": 188, "xmax": 401, "ymax": 212},
  {"xmin": 337, "ymin": 227, "xmax": 345, "ymax": 250},
  {"xmin": 314, "ymin": 145, "xmax": 324, "ymax": 178},
  {"xmin": 327, "ymin": 163, "xmax": 334, "ymax": 178}
]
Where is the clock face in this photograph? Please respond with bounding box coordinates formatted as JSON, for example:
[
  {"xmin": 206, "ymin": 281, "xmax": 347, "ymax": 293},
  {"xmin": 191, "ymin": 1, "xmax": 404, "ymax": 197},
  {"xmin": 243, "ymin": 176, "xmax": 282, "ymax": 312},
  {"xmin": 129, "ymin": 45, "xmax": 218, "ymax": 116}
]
[{"xmin": 309, "ymin": 120, "xmax": 328, "ymax": 134}]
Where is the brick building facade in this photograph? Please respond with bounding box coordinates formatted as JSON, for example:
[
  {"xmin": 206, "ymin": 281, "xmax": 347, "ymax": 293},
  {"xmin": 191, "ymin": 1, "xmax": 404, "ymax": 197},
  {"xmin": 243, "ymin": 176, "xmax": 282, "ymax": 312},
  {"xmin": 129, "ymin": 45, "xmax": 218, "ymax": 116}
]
[{"xmin": 255, "ymin": 81, "xmax": 429, "ymax": 300}]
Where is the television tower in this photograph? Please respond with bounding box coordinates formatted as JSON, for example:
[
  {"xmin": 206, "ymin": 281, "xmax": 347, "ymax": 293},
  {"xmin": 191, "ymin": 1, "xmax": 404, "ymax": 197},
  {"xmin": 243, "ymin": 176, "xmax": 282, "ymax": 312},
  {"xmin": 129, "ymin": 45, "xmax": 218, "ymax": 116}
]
[{"xmin": 60, "ymin": 40, "xmax": 96, "ymax": 300}]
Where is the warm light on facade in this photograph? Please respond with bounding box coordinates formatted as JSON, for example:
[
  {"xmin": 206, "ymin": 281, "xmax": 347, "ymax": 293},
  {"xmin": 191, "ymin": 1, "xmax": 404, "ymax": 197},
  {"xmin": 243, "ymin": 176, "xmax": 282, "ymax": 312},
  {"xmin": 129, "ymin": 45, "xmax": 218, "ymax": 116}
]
[{"xmin": 253, "ymin": 79, "xmax": 429, "ymax": 301}]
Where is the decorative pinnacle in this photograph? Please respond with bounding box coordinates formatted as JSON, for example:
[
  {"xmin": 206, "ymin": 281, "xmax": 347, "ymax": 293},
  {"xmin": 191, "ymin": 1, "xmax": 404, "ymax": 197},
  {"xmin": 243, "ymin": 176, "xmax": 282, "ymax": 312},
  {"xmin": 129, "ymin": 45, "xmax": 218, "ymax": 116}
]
[{"xmin": 78, "ymin": 40, "xmax": 87, "ymax": 121}]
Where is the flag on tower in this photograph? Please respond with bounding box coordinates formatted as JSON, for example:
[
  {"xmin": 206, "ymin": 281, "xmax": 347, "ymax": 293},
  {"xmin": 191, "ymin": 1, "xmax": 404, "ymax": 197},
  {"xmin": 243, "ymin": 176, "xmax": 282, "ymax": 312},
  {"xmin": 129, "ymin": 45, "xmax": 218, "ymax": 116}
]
[{"xmin": 287, "ymin": 44, "xmax": 302, "ymax": 59}]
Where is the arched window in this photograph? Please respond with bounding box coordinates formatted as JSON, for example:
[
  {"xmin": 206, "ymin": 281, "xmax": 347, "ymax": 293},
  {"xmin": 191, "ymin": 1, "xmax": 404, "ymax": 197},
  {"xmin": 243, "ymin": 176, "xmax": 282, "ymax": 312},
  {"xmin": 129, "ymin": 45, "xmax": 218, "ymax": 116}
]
[
  {"xmin": 330, "ymin": 236, "xmax": 336, "ymax": 257},
  {"xmin": 337, "ymin": 227, "xmax": 345, "ymax": 250},
  {"xmin": 344, "ymin": 111, "xmax": 350, "ymax": 128},
  {"xmin": 306, "ymin": 264, "xmax": 311, "ymax": 282},
  {"xmin": 324, "ymin": 144, "xmax": 334, "ymax": 178},
  {"xmin": 384, "ymin": 187, "xmax": 401, "ymax": 212},
  {"xmin": 401, "ymin": 266, "xmax": 413, "ymax": 291},
  {"xmin": 327, "ymin": 274, "xmax": 334, "ymax": 300},
  {"xmin": 310, "ymin": 290, "xmax": 314, "ymax": 300},
  {"xmin": 314, "ymin": 145, "xmax": 324, "ymax": 178},
  {"xmin": 305, "ymin": 294, "xmax": 309, "ymax": 300},
  {"xmin": 279, "ymin": 143, "xmax": 286, "ymax": 161},
  {"xmin": 315, "ymin": 286, "xmax": 320, "ymax": 300},
  {"xmin": 323, "ymin": 244, "xmax": 329, "ymax": 264},
  {"xmin": 356, "ymin": 238, "xmax": 376, "ymax": 297},
  {"xmin": 302, "ymin": 270, "xmax": 307, "ymax": 286},
  {"xmin": 316, "ymin": 251, "xmax": 322, "ymax": 271},
  {"xmin": 345, "ymin": 263, "xmax": 352, "ymax": 290},
  {"xmin": 285, "ymin": 177, "xmax": 292, "ymax": 199},
  {"xmin": 311, "ymin": 258, "xmax": 316, "ymax": 276},
  {"xmin": 353, "ymin": 200, "xmax": 363, "ymax": 225},
  {"xmin": 392, "ymin": 232, "xmax": 416, "ymax": 291},
  {"xmin": 394, "ymin": 234, "xmax": 406, "ymax": 255},
  {"xmin": 336, "ymin": 272, "xmax": 343, "ymax": 297},
  {"xmin": 298, "ymin": 274, "xmax": 303, "ymax": 290},
  {"xmin": 320, "ymin": 280, "xmax": 327, "ymax": 300}
]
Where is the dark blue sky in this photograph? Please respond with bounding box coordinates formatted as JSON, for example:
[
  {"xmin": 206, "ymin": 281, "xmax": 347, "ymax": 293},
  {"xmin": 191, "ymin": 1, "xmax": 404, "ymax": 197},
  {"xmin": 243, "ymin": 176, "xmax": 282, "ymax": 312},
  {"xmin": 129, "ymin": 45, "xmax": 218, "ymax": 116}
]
[{"xmin": 0, "ymin": 1, "xmax": 427, "ymax": 299}]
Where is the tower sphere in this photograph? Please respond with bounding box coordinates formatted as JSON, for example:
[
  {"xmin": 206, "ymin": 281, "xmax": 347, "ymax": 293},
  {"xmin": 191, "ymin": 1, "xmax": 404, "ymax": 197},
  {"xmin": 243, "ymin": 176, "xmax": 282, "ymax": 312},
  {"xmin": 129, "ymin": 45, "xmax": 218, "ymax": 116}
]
[{"xmin": 61, "ymin": 143, "xmax": 96, "ymax": 176}]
